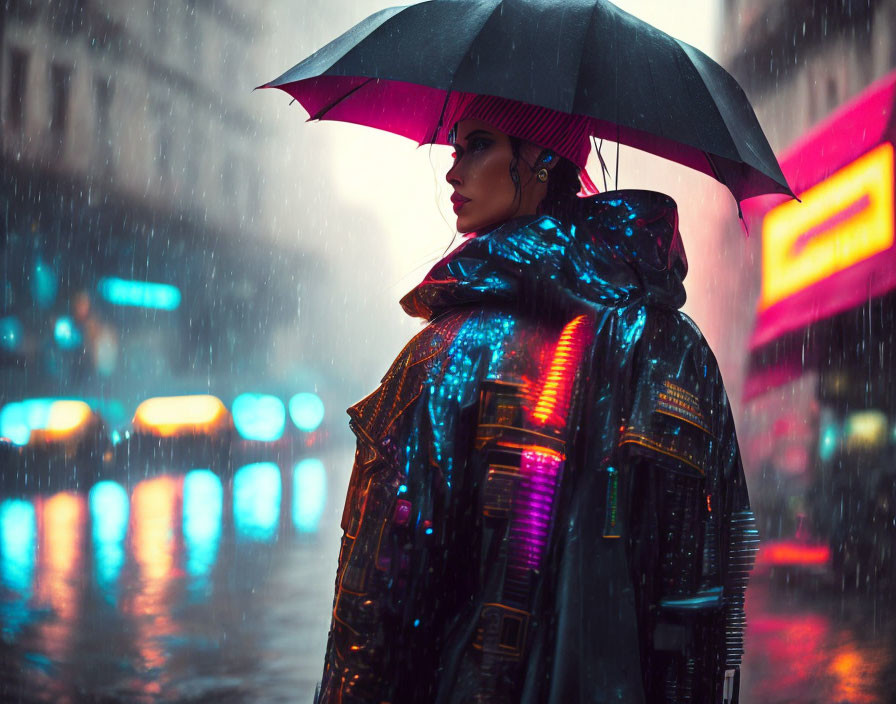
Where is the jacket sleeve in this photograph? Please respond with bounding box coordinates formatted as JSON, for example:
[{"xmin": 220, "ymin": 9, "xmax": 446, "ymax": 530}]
[
  {"xmin": 316, "ymin": 316, "xmax": 457, "ymax": 704},
  {"xmin": 619, "ymin": 306, "xmax": 758, "ymax": 704},
  {"xmin": 316, "ymin": 309, "xmax": 521, "ymax": 704}
]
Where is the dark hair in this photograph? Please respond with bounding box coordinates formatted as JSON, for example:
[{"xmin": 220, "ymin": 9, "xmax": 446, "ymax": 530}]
[{"xmin": 508, "ymin": 135, "xmax": 588, "ymax": 227}]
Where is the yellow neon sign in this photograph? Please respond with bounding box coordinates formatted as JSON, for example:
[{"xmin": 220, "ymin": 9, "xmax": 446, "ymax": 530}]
[{"xmin": 760, "ymin": 141, "xmax": 895, "ymax": 310}]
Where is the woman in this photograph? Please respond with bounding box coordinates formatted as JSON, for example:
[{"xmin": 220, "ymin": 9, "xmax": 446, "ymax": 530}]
[{"xmin": 316, "ymin": 94, "xmax": 757, "ymax": 704}]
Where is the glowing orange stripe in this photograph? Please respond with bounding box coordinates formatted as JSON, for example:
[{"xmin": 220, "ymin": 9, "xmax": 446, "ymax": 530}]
[
  {"xmin": 759, "ymin": 541, "xmax": 830, "ymax": 566},
  {"xmin": 531, "ymin": 315, "xmax": 593, "ymax": 427}
]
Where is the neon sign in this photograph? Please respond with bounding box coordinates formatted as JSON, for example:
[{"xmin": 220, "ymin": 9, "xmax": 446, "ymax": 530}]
[{"xmin": 760, "ymin": 141, "xmax": 895, "ymax": 310}]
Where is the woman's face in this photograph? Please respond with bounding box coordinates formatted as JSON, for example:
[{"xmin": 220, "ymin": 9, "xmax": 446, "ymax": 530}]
[{"xmin": 445, "ymin": 119, "xmax": 552, "ymax": 234}]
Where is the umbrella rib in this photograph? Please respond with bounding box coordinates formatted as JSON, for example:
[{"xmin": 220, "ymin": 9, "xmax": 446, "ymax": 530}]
[
  {"xmin": 672, "ymin": 39, "xmax": 742, "ymax": 162},
  {"xmin": 311, "ymin": 77, "xmax": 377, "ymax": 121},
  {"xmin": 428, "ymin": 88, "xmax": 455, "ymax": 146},
  {"xmin": 427, "ymin": 0, "xmax": 503, "ymax": 146},
  {"xmin": 569, "ymin": 1, "xmax": 604, "ymax": 117},
  {"xmin": 704, "ymin": 151, "xmax": 744, "ymax": 218}
]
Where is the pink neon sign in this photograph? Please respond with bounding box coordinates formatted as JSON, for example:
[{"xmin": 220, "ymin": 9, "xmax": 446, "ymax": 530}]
[{"xmin": 746, "ymin": 70, "xmax": 896, "ymax": 351}]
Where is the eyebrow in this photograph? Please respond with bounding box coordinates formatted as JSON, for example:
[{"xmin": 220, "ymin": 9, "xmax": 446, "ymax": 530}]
[{"xmin": 452, "ymin": 129, "xmax": 494, "ymax": 147}]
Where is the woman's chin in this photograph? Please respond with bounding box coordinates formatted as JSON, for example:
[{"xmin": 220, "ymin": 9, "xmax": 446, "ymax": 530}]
[{"xmin": 455, "ymin": 215, "xmax": 474, "ymax": 234}]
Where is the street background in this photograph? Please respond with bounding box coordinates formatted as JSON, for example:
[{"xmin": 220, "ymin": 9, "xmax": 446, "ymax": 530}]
[{"xmin": 2, "ymin": 1, "xmax": 895, "ymax": 701}]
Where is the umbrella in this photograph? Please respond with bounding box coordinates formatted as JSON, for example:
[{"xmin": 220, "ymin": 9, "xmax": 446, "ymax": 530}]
[{"xmin": 261, "ymin": 0, "xmax": 795, "ymax": 207}]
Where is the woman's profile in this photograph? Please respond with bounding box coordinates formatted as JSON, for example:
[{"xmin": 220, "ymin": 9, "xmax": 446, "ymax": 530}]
[{"xmin": 313, "ymin": 94, "xmax": 758, "ymax": 704}]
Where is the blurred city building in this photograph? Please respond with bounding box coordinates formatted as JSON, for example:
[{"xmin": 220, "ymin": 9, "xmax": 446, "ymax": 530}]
[
  {"xmin": 0, "ymin": 1, "xmax": 332, "ymax": 431},
  {"xmin": 717, "ymin": 0, "xmax": 896, "ymax": 584}
]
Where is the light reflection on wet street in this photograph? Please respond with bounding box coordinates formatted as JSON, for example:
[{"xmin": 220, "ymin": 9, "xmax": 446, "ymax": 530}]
[
  {"xmin": 0, "ymin": 446, "xmax": 350, "ymax": 703},
  {"xmin": 1, "ymin": 445, "xmax": 895, "ymax": 702},
  {"xmin": 741, "ymin": 575, "xmax": 895, "ymax": 704}
]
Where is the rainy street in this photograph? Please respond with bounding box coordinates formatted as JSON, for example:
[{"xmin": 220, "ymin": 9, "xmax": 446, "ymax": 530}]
[
  {"xmin": 3, "ymin": 0, "xmax": 896, "ymax": 702},
  {"xmin": 0, "ymin": 445, "xmax": 353, "ymax": 703},
  {"xmin": 0, "ymin": 452, "xmax": 895, "ymax": 703}
]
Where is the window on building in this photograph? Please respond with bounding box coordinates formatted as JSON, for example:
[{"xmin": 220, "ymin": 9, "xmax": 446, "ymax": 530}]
[
  {"xmin": 94, "ymin": 76, "xmax": 114, "ymax": 171},
  {"xmin": 825, "ymin": 77, "xmax": 839, "ymax": 114},
  {"xmin": 50, "ymin": 0, "xmax": 85, "ymax": 35},
  {"xmin": 184, "ymin": 0, "xmax": 203, "ymax": 71},
  {"xmin": 153, "ymin": 100, "xmax": 174, "ymax": 180},
  {"xmin": 153, "ymin": 0, "xmax": 168, "ymax": 48},
  {"xmin": 890, "ymin": 21, "xmax": 896, "ymax": 74},
  {"xmin": 185, "ymin": 137, "xmax": 200, "ymax": 194},
  {"xmin": 6, "ymin": 49, "xmax": 29, "ymax": 129},
  {"xmin": 50, "ymin": 63, "xmax": 72, "ymax": 140},
  {"xmin": 6, "ymin": 0, "xmax": 40, "ymax": 22}
]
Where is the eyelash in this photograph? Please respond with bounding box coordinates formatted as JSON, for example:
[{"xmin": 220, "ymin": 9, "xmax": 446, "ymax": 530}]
[{"xmin": 451, "ymin": 138, "xmax": 489, "ymax": 161}]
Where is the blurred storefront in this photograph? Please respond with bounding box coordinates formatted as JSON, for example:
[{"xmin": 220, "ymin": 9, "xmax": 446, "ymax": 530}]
[
  {"xmin": 743, "ymin": 69, "xmax": 896, "ymax": 585},
  {"xmin": 712, "ymin": 1, "xmax": 896, "ymax": 584},
  {"xmin": 0, "ymin": 2, "xmax": 345, "ymax": 441}
]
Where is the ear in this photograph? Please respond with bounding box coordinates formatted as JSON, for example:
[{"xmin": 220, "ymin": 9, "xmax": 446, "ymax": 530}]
[{"xmin": 537, "ymin": 149, "xmax": 560, "ymax": 172}]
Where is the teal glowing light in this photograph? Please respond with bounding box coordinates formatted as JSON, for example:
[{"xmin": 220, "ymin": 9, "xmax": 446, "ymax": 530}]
[
  {"xmin": 183, "ymin": 469, "xmax": 223, "ymax": 578},
  {"xmin": 0, "ymin": 397, "xmax": 98, "ymax": 445},
  {"xmin": 31, "ymin": 256, "xmax": 57, "ymax": 308},
  {"xmin": 54, "ymin": 316, "xmax": 83, "ymax": 349},
  {"xmin": 89, "ymin": 481, "xmax": 129, "ymax": 591},
  {"xmin": 0, "ymin": 399, "xmax": 54, "ymax": 446},
  {"xmin": 97, "ymin": 277, "xmax": 181, "ymax": 311},
  {"xmin": 0, "ymin": 316, "xmax": 23, "ymax": 352},
  {"xmin": 0, "ymin": 499, "xmax": 36, "ymax": 594},
  {"xmin": 232, "ymin": 393, "xmax": 286, "ymax": 442},
  {"xmin": 293, "ymin": 458, "xmax": 326, "ymax": 533},
  {"xmin": 818, "ymin": 422, "xmax": 839, "ymax": 462},
  {"xmin": 289, "ymin": 393, "xmax": 324, "ymax": 432},
  {"xmin": 233, "ymin": 462, "xmax": 281, "ymax": 542}
]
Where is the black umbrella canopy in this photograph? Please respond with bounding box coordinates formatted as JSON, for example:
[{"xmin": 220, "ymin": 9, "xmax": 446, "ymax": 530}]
[{"xmin": 264, "ymin": 0, "xmax": 795, "ymax": 204}]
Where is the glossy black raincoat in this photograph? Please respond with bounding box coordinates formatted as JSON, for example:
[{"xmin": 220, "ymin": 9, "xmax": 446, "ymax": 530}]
[{"xmin": 317, "ymin": 190, "xmax": 758, "ymax": 704}]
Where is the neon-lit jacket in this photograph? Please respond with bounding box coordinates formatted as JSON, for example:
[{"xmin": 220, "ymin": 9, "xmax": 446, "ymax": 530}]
[{"xmin": 317, "ymin": 190, "xmax": 758, "ymax": 704}]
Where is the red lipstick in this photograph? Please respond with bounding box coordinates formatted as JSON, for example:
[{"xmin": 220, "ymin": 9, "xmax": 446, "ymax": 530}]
[{"xmin": 451, "ymin": 192, "xmax": 470, "ymax": 213}]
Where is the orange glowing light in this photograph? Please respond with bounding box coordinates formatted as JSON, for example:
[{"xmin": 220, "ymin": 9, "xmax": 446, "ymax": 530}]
[
  {"xmin": 760, "ymin": 141, "xmax": 895, "ymax": 310},
  {"xmin": 131, "ymin": 476, "xmax": 179, "ymax": 581},
  {"xmin": 133, "ymin": 395, "xmax": 229, "ymax": 437},
  {"xmin": 758, "ymin": 540, "xmax": 830, "ymax": 567},
  {"xmin": 27, "ymin": 400, "xmax": 95, "ymax": 444},
  {"xmin": 128, "ymin": 475, "xmax": 180, "ymax": 677},
  {"xmin": 829, "ymin": 645, "xmax": 881, "ymax": 703},
  {"xmin": 46, "ymin": 400, "xmax": 92, "ymax": 436},
  {"xmin": 531, "ymin": 315, "xmax": 593, "ymax": 427},
  {"xmin": 35, "ymin": 492, "xmax": 85, "ymax": 662},
  {"xmin": 43, "ymin": 493, "xmax": 84, "ymax": 576}
]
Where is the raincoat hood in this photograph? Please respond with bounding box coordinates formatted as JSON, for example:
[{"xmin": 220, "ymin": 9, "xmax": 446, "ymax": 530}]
[{"xmin": 400, "ymin": 190, "xmax": 688, "ymax": 320}]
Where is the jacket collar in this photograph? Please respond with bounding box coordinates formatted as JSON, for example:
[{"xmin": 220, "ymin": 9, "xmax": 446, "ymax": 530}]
[{"xmin": 400, "ymin": 190, "xmax": 688, "ymax": 321}]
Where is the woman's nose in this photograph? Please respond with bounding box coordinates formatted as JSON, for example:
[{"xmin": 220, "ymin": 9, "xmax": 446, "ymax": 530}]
[{"xmin": 445, "ymin": 162, "xmax": 461, "ymax": 186}]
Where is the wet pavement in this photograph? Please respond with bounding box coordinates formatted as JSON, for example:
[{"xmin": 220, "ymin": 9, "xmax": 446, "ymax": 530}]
[
  {"xmin": 1, "ymin": 448, "xmax": 894, "ymax": 703},
  {"xmin": 741, "ymin": 574, "xmax": 896, "ymax": 704},
  {"xmin": 0, "ymin": 447, "xmax": 351, "ymax": 703}
]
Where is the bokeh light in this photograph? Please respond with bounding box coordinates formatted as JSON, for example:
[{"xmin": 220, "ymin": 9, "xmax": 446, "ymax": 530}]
[
  {"xmin": 233, "ymin": 462, "xmax": 282, "ymax": 542},
  {"xmin": 288, "ymin": 392, "xmax": 324, "ymax": 432},
  {"xmin": 293, "ymin": 458, "xmax": 327, "ymax": 533},
  {"xmin": 232, "ymin": 393, "xmax": 286, "ymax": 442}
]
